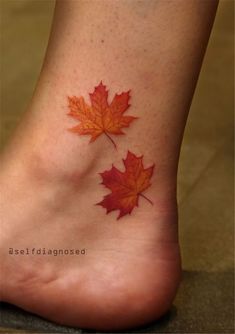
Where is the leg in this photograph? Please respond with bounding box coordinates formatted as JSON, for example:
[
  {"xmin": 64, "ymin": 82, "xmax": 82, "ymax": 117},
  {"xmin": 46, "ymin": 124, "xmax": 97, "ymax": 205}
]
[{"xmin": 0, "ymin": 0, "xmax": 218, "ymax": 330}]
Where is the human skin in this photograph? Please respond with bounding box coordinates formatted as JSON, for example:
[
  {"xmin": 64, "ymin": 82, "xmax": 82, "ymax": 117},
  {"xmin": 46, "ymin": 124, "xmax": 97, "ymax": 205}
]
[{"xmin": 0, "ymin": 0, "xmax": 218, "ymax": 330}]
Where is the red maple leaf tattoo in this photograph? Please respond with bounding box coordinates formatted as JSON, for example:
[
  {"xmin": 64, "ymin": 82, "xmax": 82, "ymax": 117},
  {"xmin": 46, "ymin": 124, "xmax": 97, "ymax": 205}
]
[
  {"xmin": 97, "ymin": 151, "xmax": 155, "ymax": 219},
  {"xmin": 67, "ymin": 82, "xmax": 137, "ymax": 148}
]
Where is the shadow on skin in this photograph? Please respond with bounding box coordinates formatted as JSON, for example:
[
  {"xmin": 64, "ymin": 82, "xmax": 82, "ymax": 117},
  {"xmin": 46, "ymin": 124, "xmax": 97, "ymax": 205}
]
[
  {"xmin": 0, "ymin": 302, "xmax": 177, "ymax": 334},
  {"xmin": 0, "ymin": 270, "xmax": 233, "ymax": 333}
]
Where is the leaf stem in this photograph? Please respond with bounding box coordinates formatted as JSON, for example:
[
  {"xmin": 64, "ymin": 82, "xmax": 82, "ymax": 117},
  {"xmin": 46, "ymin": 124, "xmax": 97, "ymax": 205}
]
[
  {"xmin": 104, "ymin": 132, "xmax": 117, "ymax": 149},
  {"xmin": 139, "ymin": 193, "xmax": 154, "ymax": 206}
]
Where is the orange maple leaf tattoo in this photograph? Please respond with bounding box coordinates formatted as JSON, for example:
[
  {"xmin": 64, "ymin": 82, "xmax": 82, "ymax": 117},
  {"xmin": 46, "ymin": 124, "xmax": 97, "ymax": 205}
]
[
  {"xmin": 67, "ymin": 82, "xmax": 137, "ymax": 148},
  {"xmin": 97, "ymin": 151, "xmax": 154, "ymax": 219}
]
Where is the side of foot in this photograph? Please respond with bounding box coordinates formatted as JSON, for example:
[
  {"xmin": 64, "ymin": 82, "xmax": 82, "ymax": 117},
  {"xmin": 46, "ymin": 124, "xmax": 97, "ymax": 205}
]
[{"xmin": 0, "ymin": 150, "xmax": 181, "ymax": 330}]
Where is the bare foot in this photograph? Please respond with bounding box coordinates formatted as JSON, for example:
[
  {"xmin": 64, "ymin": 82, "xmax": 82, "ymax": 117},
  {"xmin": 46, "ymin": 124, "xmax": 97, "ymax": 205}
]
[
  {"xmin": 0, "ymin": 144, "xmax": 181, "ymax": 330},
  {"xmin": 0, "ymin": 0, "xmax": 218, "ymax": 330}
]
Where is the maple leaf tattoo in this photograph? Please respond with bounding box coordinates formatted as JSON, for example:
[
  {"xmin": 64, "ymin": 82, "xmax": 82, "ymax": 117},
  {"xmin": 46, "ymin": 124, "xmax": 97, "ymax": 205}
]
[
  {"xmin": 67, "ymin": 82, "xmax": 137, "ymax": 148},
  {"xmin": 97, "ymin": 151, "xmax": 155, "ymax": 219}
]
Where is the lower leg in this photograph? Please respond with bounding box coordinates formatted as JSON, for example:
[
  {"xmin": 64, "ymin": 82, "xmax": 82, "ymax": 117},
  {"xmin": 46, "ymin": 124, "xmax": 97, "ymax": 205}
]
[{"xmin": 0, "ymin": 0, "xmax": 218, "ymax": 330}]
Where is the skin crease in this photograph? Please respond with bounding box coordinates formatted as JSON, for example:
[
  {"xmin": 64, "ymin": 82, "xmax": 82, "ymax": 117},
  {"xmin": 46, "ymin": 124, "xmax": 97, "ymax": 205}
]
[{"xmin": 0, "ymin": 0, "xmax": 218, "ymax": 331}]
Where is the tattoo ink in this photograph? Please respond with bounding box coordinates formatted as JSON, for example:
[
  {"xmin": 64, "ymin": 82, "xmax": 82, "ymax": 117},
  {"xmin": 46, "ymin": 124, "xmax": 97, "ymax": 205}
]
[
  {"xmin": 67, "ymin": 82, "xmax": 137, "ymax": 148},
  {"xmin": 97, "ymin": 151, "xmax": 154, "ymax": 219}
]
